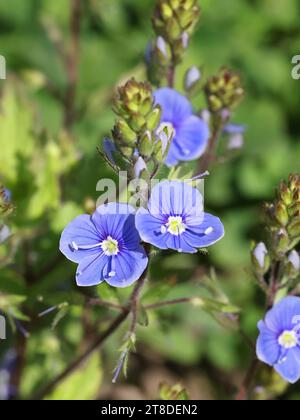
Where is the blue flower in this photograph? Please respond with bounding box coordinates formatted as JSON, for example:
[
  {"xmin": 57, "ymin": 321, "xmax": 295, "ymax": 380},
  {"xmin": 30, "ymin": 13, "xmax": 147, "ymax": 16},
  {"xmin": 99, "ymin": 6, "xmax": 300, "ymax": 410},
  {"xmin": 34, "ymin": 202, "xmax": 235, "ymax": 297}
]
[
  {"xmin": 256, "ymin": 296, "xmax": 300, "ymax": 384},
  {"xmin": 1, "ymin": 188, "xmax": 11, "ymax": 203},
  {"xmin": 154, "ymin": 88, "xmax": 210, "ymax": 167},
  {"xmin": 59, "ymin": 203, "xmax": 148, "ymax": 288},
  {"xmin": 135, "ymin": 180, "xmax": 224, "ymax": 253}
]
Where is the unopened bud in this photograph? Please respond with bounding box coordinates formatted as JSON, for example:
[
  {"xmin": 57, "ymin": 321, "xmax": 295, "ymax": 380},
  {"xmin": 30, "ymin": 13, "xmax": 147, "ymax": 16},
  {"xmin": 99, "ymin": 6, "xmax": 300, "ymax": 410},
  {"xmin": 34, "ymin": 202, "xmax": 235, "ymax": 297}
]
[
  {"xmin": 146, "ymin": 106, "xmax": 162, "ymax": 131},
  {"xmin": 252, "ymin": 242, "xmax": 270, "ymax": 274},
  {"xmin": 184, "ymin": 66, "xmax": 201, "ymax": 93},
  {"xmin": 139, "ymin": 131, "xmax": 154, "ymax": 158}
]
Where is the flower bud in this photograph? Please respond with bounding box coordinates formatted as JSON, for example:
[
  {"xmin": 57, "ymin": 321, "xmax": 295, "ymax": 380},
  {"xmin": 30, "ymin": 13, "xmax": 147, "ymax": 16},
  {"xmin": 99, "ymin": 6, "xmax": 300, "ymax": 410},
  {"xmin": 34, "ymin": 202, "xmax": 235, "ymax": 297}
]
[
  {"xmin": 152, "ymin": 0, "xmax": 200, "ymax": 47},
  {"xmin": 113, "ymin": 120, "xmax": 137, "ymax": 146},
  {"xmin": 0, "ymin": 187, "xmax": 14, "ymax": 217},
  {"xmin": 287, "ymin": 250, "xmax": 300, "ymax": 272},
  {"xmin": 146, "ymin": 106, "xmax": 162, "ymax": 131},
  {"xmin": 113, "ymin": 79, "xmax": 155, "ymax": 134},
  {"xmin": 205, "ymin": 68, "xmax": 244, "ymax": 113},
  {"xmin": 0, "ymin": 224, "xmax": 10, "ymax": 244},
  {"xmin": 184, "ymin": 66, "xmax": 201, "ymax": 93},
  {"xmin": 153, "ymin": 122, "xmax": 175, "ymax": 163},
  {"xmin": 139, "ymin": 131, "xmax": 154, "ymax": 158},
  {"xmin": 274, "ymin": 202, "xmax": 289, "ymax": 227},
  {"xmin": 251, "ymin": 242, "xmax": 270, "ymax": 274},
  {"xmin": 134, "ymin": 157, "xmax": 147, "ymax": 179}
]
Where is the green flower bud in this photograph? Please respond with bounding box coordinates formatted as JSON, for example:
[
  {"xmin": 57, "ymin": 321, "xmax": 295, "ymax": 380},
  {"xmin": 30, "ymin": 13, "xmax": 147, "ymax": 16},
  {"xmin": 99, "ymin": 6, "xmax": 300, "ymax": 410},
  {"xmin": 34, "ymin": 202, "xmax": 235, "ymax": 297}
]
[
  {"xmin": 153, "ymin": 122, "xmax": 175, "ymax": 163},
  {"xmin": 119, "ymin": 146, "xmax": 135, "ymax": 159},
  {"xmin": 113, "ymin": 78, "xmax": 154, "ymax": 133},
  {"xmin": 113, "ymin": 120, "xmax": 137, "ymax": 146},
  {"xmin": 276, "ymin": 231, "xmax": 290, "ymax": 255},
  {"xmin": 146, "ymin": 106, "xmax": 162, "ymax": 131},
  {"xmin": 139, "ymin": 131, "xmax": 154, "ymax": 158},
  {"xmin": 274, "ymin": 202, "xmax": 289, "ymax": 227},
  {"xmin": 205, "ymin": 68, "xmax": 244, "ymax": 113},
  {"xmin": 152, "ymin": 0, "xmax": 200, "ymax": 46}
]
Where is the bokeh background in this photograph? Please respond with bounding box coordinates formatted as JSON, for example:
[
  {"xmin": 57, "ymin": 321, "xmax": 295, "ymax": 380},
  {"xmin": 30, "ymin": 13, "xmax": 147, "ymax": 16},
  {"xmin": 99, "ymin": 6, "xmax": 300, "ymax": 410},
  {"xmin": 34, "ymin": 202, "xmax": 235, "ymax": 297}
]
[{"xmin": 0, "ymin": 0, "xmax": 300, "ymax": 400}]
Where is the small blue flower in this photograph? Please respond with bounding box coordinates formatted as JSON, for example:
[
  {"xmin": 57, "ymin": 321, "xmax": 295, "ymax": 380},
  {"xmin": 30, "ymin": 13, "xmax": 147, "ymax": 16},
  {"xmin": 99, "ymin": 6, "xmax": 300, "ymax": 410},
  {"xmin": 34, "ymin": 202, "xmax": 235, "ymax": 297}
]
[
  {"xmin": 135, "ymin": 180, "xmax": 224, "ymax": 253},
  {"xmin": 256, "ymin": 296, "xmax": 300, "ymax": 384},
  {"xmin": 154, "ymin": 88, "xmax": 210, "ymax": 167},
  {"xmin": 59, "ymin": 203, "xmax": 148, "ymax": 288},
  {"xmin": 223, "ymin": 124, "xmax": 245, "ymax": 134},
  {"xmin": 1, "ymin": 188, "xmax": 11, "ymax": 203},
  {"xmin": 103, "ymin": 138, "xmax": 117, "ymax": 166}
]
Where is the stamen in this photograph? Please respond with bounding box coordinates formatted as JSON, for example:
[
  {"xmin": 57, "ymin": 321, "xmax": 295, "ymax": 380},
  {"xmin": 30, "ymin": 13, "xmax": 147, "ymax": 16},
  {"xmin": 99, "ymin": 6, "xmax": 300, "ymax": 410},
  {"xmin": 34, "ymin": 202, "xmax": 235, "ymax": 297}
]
[
  {"xmin": 166, "ymin": 216, "xmax": 186, "ymax": 236},
  {"xmin": 71, "ymin": 241, "xmax": 102, "ymax": 251},
  {"xmin": 101, "ymin": 236, "xmax": 119, "ymax": 256},
  {"xmin": 278, "ymin": 330, "xmax": 298, "ymax": 349}
]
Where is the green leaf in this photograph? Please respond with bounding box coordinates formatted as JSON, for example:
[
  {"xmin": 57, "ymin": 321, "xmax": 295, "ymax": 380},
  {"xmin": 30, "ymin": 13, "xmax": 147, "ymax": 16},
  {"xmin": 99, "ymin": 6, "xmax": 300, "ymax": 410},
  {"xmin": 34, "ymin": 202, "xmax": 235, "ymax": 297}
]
[
  {"xmin": 0, "ymin": 81, "xmax": 35, "ymax": 182},
  {"xmin": 45, "ymin": 353, "xmax": 102, "ymax": 400}
]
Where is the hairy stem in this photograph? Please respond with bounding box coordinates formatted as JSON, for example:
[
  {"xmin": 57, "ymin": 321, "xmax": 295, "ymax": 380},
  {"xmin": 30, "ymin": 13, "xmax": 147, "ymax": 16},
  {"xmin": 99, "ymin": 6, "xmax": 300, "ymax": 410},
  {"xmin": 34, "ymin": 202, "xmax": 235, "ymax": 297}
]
[{"xmin": 31, "ymin": 264, "xmax": 149, "ymax": 400}]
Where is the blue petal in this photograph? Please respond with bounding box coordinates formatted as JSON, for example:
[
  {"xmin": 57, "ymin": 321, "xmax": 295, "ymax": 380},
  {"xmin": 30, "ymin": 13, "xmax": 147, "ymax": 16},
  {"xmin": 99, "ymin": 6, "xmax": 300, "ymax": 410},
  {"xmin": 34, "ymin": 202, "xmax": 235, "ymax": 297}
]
[
  {"xmin": 183, "ymin": 213, "xmax": 225, "ymax": 248},
  {"xmin": 154, "ymin": 88, "xmax": 193, "ymax": 123},
  {"xmin": 265, "ymin": 296, "xmax": 300, "ymax": 333},
  {"xmin": 105, "ymin": 249, "xmax": 148, "ymax": 288},
  {"xmin": 76, "ymin": 253, "xmax": 108, "ymax": 286},
  {"xmin": 256, "ymin": 320, "xmax": 280, "ymax": 366},
  {"xmin": 154, "ymin": 88, "xmax": 192, "ymax": 125},
  {"xmin": 148, "ymin": 180, "xmax": 203, "ymax": 218},
  {"xmin": 166, "ymin": 115, "xmax": 209, "ymax": 166},
  {"xmin": 165, "ymin": 232, "xmax": 197, "ymax": 253},
  {"xmin": 135, "ymin": 207, "xmax": 168, "ymax": 250},
  {"xmin": 92, "ymin": 202, "xmax": 136, "ymax": 240},
  {"xmin": 103, "ymin": 137, "xmax": 117, "ymax": 165},
  {"xmin": 59, "ymin": 215, "xmax": 102, "ymax": 263},
  {"xmin": 274, "ymin": 347, "xmax": 300, "ymax": 384}
]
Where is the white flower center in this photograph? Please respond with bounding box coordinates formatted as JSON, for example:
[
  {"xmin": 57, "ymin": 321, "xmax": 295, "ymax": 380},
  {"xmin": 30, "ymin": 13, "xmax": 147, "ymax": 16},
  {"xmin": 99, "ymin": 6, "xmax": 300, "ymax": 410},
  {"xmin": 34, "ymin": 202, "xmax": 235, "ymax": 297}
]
[
  {"xmin": 101, "ymin": 236, "xmax": 119, "ymax": 256},
  {"xmin": 165, "ymin": 216, "xmax": 186, "ymax": 236},
  {"xmin": 278, "ymin": 330, "xmax": 298, "ymax": 349}
]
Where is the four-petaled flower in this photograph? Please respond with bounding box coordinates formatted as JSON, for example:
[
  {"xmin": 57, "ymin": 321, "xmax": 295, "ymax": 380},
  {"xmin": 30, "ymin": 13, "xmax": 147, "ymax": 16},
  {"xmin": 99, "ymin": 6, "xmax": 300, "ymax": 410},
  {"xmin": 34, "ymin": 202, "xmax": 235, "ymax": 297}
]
[
  {"xmin": 154, "ymin": 88, "xmax": 210, "ymax": 167},
  {"xmin": 59, "ymin": 203, "xmax": 148, "ymax": 288},
  {"xmin": 256, "ymin": 296, "xmax": 300, "ymax": 383},
  {"xmin": 135, "ymin": 180, "xmax": 224, "ymax": 253}
]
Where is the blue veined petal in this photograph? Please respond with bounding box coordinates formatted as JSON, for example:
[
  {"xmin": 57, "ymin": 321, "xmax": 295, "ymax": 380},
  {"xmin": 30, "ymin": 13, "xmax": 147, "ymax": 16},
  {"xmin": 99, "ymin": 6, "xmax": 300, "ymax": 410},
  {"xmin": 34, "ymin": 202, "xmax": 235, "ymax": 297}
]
[
  {"xmin": 256, "ymin": 320, "xmax": 280, "ymax": 366},
  {"xmin": 183, "ymin": 213, "xmax": 225, "ymax": 249},
  {"xmin": 168, "ymin": 115, "xmax": 209, "ymax": 164},
  {"xmin": 105, "ymin": 249, "xmax": 148, "ymax": 288},
  {"xmin": 265, "ymin": 296, "xmax": 300, "ymax": 333},
  {"xmin": 154, "ymin": 88, "xmax": 193, "ymax": 124},
  {"xmin": 59, "ymin": 214, "xmax": 103, "ymax": 263},
  {"xmin": 135, "ymin": 207, "xmax": 169, "ymax": 250},
  {"xmin": 92, "ymin": 202, "xmax": 136, "ymax": 240},
  {"xmin": 274, "ymin": 347, "xmax": 300, "ymax": 384},
  {"xmin": 148, "ymin": 180, "xmax": 203, "ymax": 218},
  {"xmin": 76, "ymin": 253, "xmax": 109, "ymax": 286},
  {"xmin": 165, "ymin": 232, "xmax": 197, "ymax": 253}
]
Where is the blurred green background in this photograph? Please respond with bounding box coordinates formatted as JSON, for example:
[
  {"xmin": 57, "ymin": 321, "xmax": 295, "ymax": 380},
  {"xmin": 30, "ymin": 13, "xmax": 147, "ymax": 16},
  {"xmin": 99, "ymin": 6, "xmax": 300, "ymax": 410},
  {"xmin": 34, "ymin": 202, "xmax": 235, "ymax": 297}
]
[{"xmin": 0, "ymin": 0, "xmax": 300, "ymax": 400}]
